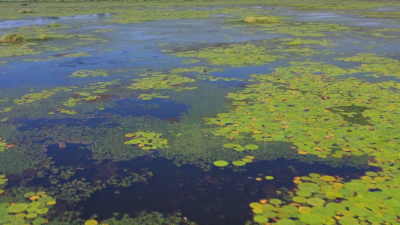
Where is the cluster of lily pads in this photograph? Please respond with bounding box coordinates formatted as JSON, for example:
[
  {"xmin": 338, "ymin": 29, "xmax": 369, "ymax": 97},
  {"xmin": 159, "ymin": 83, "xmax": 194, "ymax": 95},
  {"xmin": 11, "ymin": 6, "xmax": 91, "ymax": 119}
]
[
  {"xmin": 55, "ymin": 108, "xmax": 77, "ymax": 115},
  {"xmin": 335, "ymin": 53, "xmax": 400, "ymax": 78},
  {"xmin": 0, "ymin": 173, "xmax": 7, "ymax": 195},
  {"xmin": 70, "ymin": 70, "xmax": 109, "ymax": 78},
  {"xmin": 0, "ymin": 139, "xmax": 7, "ymax": 152},
  {"xmin": 222, "ymin": 143, "xmax": 259, "ymax": 151},
  {"xmin": 0, "ymin": 107, "xmax": 12, "ymax": 114},
  {"xmin": 213, "ymin": 155, "xmax": 255, "ymax": 167},
  {"xmin": 170, "ymin": 43, "xmax": 286, "ymax": 67},
  {"xmin": 124, "ymin": 132, "xmax": 169, "ymax": 150},
  {"xmin": 185, "ymin": 54, "xmax": 400, "ymax": 223},
  {"xmin": 235, "ymin": 19, "xmax": 353, "ymax": 37},
  {"xmin": 12, "ymin": 86, "xmax": 76, "ymax": 106},
  {"xmin": 196, "ymin": 75, "xmax": 243, "ymax": 82},
  {"xmin": 204, "ymin": 60, "xmax": 400, "ymax": 160},
  {"xmin": 13, "ymin": 90, "xmax": 56, "ymax": 105},
  {"xmin": 138, "ymin": 93, "xmax": 169, "ymax": 100},
  {"xmin": 0, "ymin": 191, "xmax": 55, "ymax": 225},
  {"xmin": 61, "ymin": 80, "xmax": 119, "ymax": 107},
  {"xmin": 254, "ymin": 176, "xmax": 274, "ymax": 181},
  {"xmin": 128, "ymin": 73, "xmax": 196, "ymax": 91},
  {"xmin": 250, "ymin": 170, "xmax": 400, "ymax": 224}
]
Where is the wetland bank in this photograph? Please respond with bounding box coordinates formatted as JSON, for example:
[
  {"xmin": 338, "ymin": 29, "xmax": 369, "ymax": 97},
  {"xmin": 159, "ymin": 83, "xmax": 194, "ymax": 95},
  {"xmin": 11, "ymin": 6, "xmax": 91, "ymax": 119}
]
[{"xmin": 0, "ymin": 0, "xmax": 399, "ymax": 224}]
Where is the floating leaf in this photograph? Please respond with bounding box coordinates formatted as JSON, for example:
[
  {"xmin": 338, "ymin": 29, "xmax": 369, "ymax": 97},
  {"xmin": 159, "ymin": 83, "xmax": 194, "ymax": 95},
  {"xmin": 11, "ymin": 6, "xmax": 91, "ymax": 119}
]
[
  {"xmin": 320, "ymin": 175, "xmax": 336, "ymax": 182},
  {"xmin": 298, "ymin": 183, "xmax": 320, "ymax": 193},
  {"xmin": 213, "ymin": 160, "xmax": 229, "ymax": 167},
  {"xmin": 7, "ymin": 203, "xmax": 28, "ymax": 213},
  {"xmin": 232, "ymin": 161, "xmax": 246, "ymax": 166},
  {"xmin": 244, "ymin": 144, "xmax": 259, "ymax": 150},
  {"xmin": 293, "ymin": 196, "xmax": 307, "ymax": 203},
  {"xmin": 298, "ymin": 206, "xmax": 312, "ymax": 214},
  {"xmin": 307, "ymin": 198, "xmax": 326, "ymax": 207},
  {"xmin": 277, "ymin": 219, "xmax": 296, "ymax": 225},
  {"xmin": 298, "ymin": 214, "xmax": 323, "ymax": 224},
  {"xmin": 253, "ymin": 215, "xmax": 268, "ymax": 223},
  {"xmin": 269, "ymin": 199, "xmax": 282, "ymax": 205}
]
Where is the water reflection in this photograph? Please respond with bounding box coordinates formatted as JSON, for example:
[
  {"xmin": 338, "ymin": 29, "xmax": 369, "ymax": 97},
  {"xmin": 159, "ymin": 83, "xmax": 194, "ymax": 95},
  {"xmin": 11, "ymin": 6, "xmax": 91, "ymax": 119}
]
[{"xmin": 0, "ymin": 13, "xmax": 112, "ymax": 29}]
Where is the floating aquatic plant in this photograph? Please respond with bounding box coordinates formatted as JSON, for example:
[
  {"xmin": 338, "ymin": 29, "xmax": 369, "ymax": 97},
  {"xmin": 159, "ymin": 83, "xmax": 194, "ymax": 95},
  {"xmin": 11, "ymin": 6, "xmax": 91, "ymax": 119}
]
[
  {"xmin": 244, "ymin": 16, "xmax": 282, "ymax": 23},
  {"xmin": 138, "ymin": 93, "xmax": 169, "ymax": 100},
  {"xmin": 335, "ymin": 53, "xmax": 400, "ymax": 78},
  {"xmin": 124, "ymin": 132, "xmax": 169, "ymax": 150},
  {"xmin": 0, "ymin": 138, "xmax": 7, "ymax": 152},
  {"xmin": 84, "ymin": 219, "xmax": 98, "ymax": 225},
  {"xmin": 47, "ymin": 22, "xmax": 61, "ymax": 28},
  {"xmin": 13, "ymin": 90, "xmax": 56, "ymax": 105},
  {"xmin": 171, "ymin": 43, "xmax": 285, "ymax": 67},
  {"xmin": 70, "ymin": 70, "xmax": 108, "ymax": 78},
  {"xmin": 204, "ymin": 61, "xmax": 400, "ymax": 159},
  {"xmin": 213, "ymin": 160, "xmax": 229, "ymax": 167},
  {"xmin": 0, "ymin": 33, "xmax": 25, "ymax": 43},
  {"xmin": 0, "ymin": 173, "xmax": 7, "ymax": 194},
  {"xmin": 128, "ymin": 73, "xmax": 196, "ymax": 90}
]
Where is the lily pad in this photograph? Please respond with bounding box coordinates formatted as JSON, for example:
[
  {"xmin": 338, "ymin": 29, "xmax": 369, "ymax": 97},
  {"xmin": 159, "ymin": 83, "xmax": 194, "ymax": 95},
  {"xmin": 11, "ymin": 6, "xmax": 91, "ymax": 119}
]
[
  {"xmin": 253, "ymin": 215, "xmax": 268, "ymax": 223},
  {"xmin": 277, "ymin": 219, "xmax": 296, "ymax": 225},
  {"xmin": 298, "ymin": 183, "xmax": 320, "ymax": 193},
  {"xmin": 232, "ymin": 161, "xmax": 246, "ymax": 166},
  {"xmin": 213, "ymin": 160, "xmax": 229, "ymax": 167},
  {"xmin": 344, "ymin": 181, "xmax": 369, "ymax": 192},
  {"xmin": 7, "ymin": 203, "xmax": 28, "ymax": 213},
  {"xmin": 298, "ymin": 214, "xmax": 322, "ymax": 224},
  {"xmin": 36, "ymin": 208, "xmax": 49, "ymax": 214},
  {"xmin": 244, "ymin": 144, "xmax": 259, "ymax": 150},
  {"xmin": 307, "ymin": 198, "xmax": 326, "ymax": 207},
  {"xmin": 293, "ymin": 196, "xmax": 307, "ymax": 203}
]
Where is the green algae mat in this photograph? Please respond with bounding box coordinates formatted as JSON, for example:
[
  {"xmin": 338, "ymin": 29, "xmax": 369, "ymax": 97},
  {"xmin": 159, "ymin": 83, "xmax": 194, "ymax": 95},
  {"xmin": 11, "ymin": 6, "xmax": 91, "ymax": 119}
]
[{"xmin": 0, "ymin": 0, "xmax": 399, "ymax": 224}]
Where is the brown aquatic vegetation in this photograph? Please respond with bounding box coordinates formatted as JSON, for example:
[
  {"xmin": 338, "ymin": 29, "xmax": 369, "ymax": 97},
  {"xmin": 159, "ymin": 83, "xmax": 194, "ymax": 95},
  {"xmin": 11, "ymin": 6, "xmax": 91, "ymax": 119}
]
[{"xmin": 18, "ymin": 8, "xmax": 33, "ymax": 14}]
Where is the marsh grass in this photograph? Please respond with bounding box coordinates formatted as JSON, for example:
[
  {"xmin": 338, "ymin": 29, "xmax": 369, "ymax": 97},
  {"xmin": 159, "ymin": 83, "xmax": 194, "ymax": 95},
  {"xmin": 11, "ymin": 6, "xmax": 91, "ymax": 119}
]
[
  {"xmin": 0, "ymin": 34, "xmax": 25, "ymax": 43},
  {"xmin": 18, "ymin": 8, "xmax": 33, "ymax": 14},
  {"xmin": 47, "ymin": 22, "xmax": 62, "ymax": 28},
  {"xmin": 244, "ymin": 16, "xmax": 282, "ymax": 23}
]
